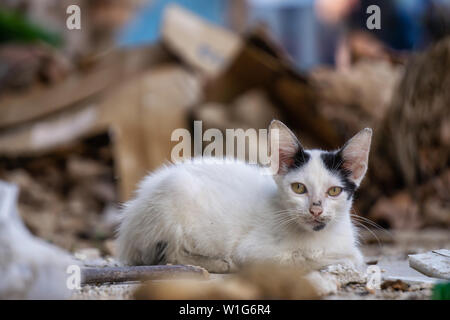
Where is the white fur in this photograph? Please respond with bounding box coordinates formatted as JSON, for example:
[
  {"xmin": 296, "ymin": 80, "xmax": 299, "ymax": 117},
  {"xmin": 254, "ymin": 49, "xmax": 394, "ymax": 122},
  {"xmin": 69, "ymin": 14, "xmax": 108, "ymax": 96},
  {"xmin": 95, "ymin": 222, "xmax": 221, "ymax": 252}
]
[{"xmin": 116, "ymin": 154, "xmax": 365, "ymax": 272}]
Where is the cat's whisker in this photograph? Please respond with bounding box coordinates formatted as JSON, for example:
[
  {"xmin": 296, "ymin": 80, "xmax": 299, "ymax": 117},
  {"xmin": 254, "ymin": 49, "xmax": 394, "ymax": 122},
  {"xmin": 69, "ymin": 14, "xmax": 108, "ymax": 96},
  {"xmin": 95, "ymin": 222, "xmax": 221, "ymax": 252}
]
[
  {"xmin": 351, "ymin": 217, "xmax": 391, "ymax": 241},
  {"xmin": 273, "ymin": 215, "xmax": 298, "ymax": 225},
  {"xmin": 272, "ymin": 214, "xmax": 303, "ymax": 231},
  {"xmin": 349, "ymin": 213, "xmax": 392, "ymax": 238},
  {"xmin": 350, "ymin": 215, "xmax": 387, "ymax": 232},
  {"xmin": 264, "ymin": 209, "xmax": 297, "ymax": 215},
  {"xmin": 351, "ymin": 219, "xmax": 382, "ymax": 249}
]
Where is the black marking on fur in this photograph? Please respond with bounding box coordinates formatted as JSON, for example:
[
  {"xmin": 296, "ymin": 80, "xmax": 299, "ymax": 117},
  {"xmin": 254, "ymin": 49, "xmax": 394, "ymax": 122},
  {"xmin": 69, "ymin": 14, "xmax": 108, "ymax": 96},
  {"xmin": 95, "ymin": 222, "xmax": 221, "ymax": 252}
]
[
  {"xmin": 289, "ymin": 149, "xmax": 311, "ymax": 170},
  {"xmin": 154, "ymin": 241, "xmax": 168, "ymax": 264},
  {"xmin": 320, "ymin": 151, "xmax": 357, "ymax": 199},
  {"xmin": 313, "ymin": 223, "xmax": 326, "ymax": 231}
]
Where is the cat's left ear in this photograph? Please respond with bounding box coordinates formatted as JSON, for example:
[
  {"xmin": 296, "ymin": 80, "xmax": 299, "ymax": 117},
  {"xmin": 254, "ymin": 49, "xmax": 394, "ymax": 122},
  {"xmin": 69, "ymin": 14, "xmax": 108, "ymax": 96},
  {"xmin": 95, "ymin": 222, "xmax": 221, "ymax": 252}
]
[{"xmin": 340, "ymin": 128, "xmax": 372, "ymax": 186}]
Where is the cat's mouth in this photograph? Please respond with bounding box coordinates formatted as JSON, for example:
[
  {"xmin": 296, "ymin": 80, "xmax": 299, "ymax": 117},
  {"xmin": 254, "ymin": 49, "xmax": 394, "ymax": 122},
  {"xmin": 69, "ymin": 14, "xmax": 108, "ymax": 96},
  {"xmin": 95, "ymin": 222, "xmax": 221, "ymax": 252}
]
[
  {"xmin": 306, "ymin": 218, "xmax": 327, "ymax": 231},
  {"xmin": 312, "ymin": 221, "xmax": 326, "ymax": 231}
]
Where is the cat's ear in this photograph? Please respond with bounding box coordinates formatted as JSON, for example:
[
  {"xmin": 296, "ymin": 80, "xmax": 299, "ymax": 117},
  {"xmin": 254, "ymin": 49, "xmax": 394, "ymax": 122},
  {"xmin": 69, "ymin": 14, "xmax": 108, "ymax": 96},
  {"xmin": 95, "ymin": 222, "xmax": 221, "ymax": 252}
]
[
  {"xmin": 340, "ymin": 128, "xmax": 372, "ymax": 186},
  {"xmin": 269, "ymin": 120, "xmax": 303, "ymax": 174}
]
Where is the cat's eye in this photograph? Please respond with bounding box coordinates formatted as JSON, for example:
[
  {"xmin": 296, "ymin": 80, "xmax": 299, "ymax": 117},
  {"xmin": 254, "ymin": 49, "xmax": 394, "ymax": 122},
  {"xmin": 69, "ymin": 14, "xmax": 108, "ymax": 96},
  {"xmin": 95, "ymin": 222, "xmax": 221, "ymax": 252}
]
[
  {"xmin": 291, "ymin": 183, "xmax": 307, "ymax": 194},
  {"xmin": 327, "ymin": 186, "xmax": 343, "ymax": 197}
]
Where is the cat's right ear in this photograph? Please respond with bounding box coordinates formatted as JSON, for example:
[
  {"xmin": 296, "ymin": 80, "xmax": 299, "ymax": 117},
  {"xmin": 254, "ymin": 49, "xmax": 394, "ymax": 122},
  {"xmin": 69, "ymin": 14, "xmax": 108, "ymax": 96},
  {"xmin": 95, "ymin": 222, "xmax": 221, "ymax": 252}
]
[{"xmin": 269, "ymin": 120, "xmax": 303, "ymax": 174}]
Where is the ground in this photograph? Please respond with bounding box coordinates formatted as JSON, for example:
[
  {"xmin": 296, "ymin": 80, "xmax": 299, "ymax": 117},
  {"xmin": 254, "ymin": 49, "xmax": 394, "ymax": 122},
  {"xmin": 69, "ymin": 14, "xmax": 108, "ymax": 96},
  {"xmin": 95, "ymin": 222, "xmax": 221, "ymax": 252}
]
[{"xmin": 71, "ymin": 228, "xmax": 449, "ymax": 300}]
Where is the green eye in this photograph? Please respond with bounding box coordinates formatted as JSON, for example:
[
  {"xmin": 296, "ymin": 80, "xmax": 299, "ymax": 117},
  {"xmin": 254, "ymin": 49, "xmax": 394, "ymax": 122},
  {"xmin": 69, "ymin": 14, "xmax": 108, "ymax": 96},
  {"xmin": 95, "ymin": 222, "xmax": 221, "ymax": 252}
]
[
  {"xmin": 327, "ymin": 186, "xmax": 343, "ymax": 197},
  {"xmin": 291, "ymin": 183, "xmax": 307, "ymax": 194}
]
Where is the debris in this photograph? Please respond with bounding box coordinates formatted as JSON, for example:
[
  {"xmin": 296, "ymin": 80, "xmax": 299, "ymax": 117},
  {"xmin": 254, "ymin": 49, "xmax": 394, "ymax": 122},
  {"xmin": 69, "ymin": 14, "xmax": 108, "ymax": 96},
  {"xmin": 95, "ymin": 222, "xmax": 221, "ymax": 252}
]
[
  {"xmin": 162, "ymin": 4, "xmax": 242, "ymax": 77},
  {"xmin": 135, "ymin": 264, "xmax": 319, "ymax": 300},
  {"xmin": 0, "ymin": 180, "xmax": 76, "ymax": 299},
  {"xmin": 372, "ymin": 37, "xmax": 450, "ymax": 189},
  {"xmin": 72, "ymin": 282, "xmax": 138, "ymax": 300},
  {"xmin": 109, "ymin": 65, "xmax": 201, "ymax": 200},
  {"xmin": 0, "ymin": 45, "xmax": 171, "ymax": 154},
  {"xmin": 344, "ymin": 31, "xmax": 406, "ymax": 66},
  {"xmin": 74, "ymin": 248, "xmax": 102, "ymax": 261},
  {"xmin": 312, "ymin": 59, "xmax": 403, "ymax": 125},
  {"xmin": 381, "ymin": 280, "xmax": 410, "ymax": 291},
  {"xmin": 0, "ymin": 44, "xmax": 71, "ymax": 91},
  {"xmin": 377, "ymin": 258, "xmax": 439, "ymax": 285},
  {"xmin": 409, "ymin": 250, "xmax": 450, "ymax": 280},
  {"xmin": 368, "ymin": 192, "xmax": 422, "ymax": 230},
  {"xmin": 0, "ymin": 135, "xmax": 118, "ymax": 251},
  {"xmin": 320, "ymin": 264, "xmax": 366, "ymax": 285}
]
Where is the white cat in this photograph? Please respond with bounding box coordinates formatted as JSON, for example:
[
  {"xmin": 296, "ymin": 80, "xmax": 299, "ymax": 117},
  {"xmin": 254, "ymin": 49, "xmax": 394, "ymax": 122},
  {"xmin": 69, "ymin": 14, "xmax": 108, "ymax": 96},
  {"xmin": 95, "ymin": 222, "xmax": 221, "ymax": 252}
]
[{"xmin": 116, "ymin": 120, "xmax": 372, "ymax": 273}]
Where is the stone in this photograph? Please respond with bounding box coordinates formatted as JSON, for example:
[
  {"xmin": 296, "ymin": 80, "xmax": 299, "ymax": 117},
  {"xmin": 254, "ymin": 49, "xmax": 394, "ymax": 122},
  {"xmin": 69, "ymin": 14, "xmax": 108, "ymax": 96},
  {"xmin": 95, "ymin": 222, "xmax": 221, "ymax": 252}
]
[
  {"xmin": 409, "ymin": 250, "xmax": 450, "ymax": 280},
  {"xmin": 0, "ymin": 180, "xmax": 76, "ymax": 299},
  {"xmin": 377, "ymin": 259, "xmax": 438, "ymax": 284}
]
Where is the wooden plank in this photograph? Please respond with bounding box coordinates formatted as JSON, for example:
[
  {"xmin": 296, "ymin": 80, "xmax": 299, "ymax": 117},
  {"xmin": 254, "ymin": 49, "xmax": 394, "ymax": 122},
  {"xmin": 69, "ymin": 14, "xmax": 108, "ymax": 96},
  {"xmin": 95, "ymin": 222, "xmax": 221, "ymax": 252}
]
[
  {"xmin": 140, "ymin": 65, "xmax": 200, "ymax": 173},
  {"xmin": 274, "ymin": 75, "xmax": 342, "ymax": 149},
  {"xmin": 81, "ymin": 265, "xmax": 209, "ymax": 284},
  {"xmin": 0, "ymin": 64, "xmax": 121, "ymax": 129},
  {"xmin": 0, "ymin": 45, "xmax": 171, "ymax": 130},
  {"xmin": 105, "ymin": 79, "xmax": 148, "ymax": 202},
  {"xmin": 0, "ymin": 103, "xmax": 108, "ymax": 156}
]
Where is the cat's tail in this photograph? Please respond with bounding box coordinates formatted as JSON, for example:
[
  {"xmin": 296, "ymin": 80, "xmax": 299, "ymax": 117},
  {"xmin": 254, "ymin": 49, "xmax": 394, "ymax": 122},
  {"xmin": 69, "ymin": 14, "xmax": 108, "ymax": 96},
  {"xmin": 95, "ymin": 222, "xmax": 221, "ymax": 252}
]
[{"xmin": 115, "ymin": 196, "xmax": 171, "ymax": 266}]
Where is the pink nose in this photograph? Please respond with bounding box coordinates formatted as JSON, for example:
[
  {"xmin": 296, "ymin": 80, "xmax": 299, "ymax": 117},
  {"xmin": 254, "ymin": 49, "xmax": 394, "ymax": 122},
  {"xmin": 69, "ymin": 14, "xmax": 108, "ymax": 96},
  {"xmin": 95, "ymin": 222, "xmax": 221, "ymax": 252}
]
[{"xmin": 309, "ymin": 206, "xmax": 323, "ymax": 217}]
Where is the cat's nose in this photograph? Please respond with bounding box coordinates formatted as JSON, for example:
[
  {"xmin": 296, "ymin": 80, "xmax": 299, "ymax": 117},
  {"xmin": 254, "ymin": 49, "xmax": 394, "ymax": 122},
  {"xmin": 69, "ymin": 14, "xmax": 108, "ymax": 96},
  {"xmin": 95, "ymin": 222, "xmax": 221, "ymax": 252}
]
[{"xmin": 309, "ymin": 206, "xmax": 323, "ymax": 217}]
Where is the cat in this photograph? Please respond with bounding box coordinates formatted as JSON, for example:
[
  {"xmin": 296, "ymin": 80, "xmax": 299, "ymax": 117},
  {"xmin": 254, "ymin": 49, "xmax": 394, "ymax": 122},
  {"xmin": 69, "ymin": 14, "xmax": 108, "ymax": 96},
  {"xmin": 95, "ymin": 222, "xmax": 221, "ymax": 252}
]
[{"xmin": 116, "ymin": 120, "xmax": 372, "ymax": 273}]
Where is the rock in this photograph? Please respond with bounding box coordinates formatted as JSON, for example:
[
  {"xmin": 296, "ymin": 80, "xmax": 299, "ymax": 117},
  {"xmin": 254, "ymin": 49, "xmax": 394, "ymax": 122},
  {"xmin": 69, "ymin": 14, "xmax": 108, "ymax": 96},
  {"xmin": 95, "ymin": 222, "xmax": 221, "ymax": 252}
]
[
  {"xmin": 381, "ymin": 279, "xmax": 410, "ymax": 291},
  {"xmin": 321, "ymin": 264, "xmax": 366, "ymax": 284},
  {"xmin": 305, "ymin": 264, "xmax": 366, "ymax": 296},
  {"xmin": 409, "ymin": 250, "xmax": 450, "ymax": 280},
  {"xmin": 377, "ymin": 259, "xmax": 438, "ymax": 284},
  {"xmin": 74, "ymin": 248, "xmax": 106, "ymax": 267},
  {"xmin": 74, "ymin": 248, "xmax": 101, "ymax": 261}
]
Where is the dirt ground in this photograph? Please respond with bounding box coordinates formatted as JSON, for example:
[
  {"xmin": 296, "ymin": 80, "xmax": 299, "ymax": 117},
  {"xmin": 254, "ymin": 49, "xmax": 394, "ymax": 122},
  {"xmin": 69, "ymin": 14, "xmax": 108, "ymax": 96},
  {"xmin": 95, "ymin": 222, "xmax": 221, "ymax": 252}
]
[{"xmin": 71, "ymin": 228, "xmax": 450, "ymax": 300}]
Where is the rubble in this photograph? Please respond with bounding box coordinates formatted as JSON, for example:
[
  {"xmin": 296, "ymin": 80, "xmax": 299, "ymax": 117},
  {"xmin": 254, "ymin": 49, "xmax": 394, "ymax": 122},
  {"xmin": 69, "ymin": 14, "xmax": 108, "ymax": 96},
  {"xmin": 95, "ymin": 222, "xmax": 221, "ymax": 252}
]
[
  {"xmin": 409, "ymin": 250, "xmax": 450, "ymax": 280},
  {"xmin": 0, "ymin": 180, "xmax": 76, "ymax": 299},
  {"xmin": 135, "ymin": 264, "xmax": 320, "ymax": 300}
]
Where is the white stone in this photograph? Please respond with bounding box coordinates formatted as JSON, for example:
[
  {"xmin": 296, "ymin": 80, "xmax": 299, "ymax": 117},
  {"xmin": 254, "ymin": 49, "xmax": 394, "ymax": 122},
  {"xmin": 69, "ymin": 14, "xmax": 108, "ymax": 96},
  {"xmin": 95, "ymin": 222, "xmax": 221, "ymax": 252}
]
[
  {"xmin": 409, "ymin": 250, "xmax": 450, "ymax": 280},
  {"xmin": 378, "ymin": 259, "xmax": 438, "ymax": 284},
  {"xmin": 0, "ymin": 180, "xmax": 77, "ymax": 299},
  {"xmin": 305, "ymin": 264, "xmax": 366, "ymax": 296}
]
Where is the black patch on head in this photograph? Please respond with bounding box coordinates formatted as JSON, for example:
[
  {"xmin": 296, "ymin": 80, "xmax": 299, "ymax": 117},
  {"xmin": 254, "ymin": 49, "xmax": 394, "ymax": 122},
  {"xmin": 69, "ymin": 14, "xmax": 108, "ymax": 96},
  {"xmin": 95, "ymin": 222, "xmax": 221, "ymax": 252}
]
[
  {"xmin": 290, "ymin": 149, "xmax": 311, "ymax": 170},
  {"xmin": 154, "ymin": 241, "xmax": 168, "ymax": 264},
  {"xmin": 320, "ymin": 151, "xmax": 357, "ymax": 199}
]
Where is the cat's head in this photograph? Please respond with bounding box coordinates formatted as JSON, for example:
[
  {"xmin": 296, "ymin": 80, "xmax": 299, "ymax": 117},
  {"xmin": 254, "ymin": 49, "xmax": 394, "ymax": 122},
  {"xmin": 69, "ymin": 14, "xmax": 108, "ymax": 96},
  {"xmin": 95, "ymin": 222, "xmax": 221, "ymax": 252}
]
[{"xmin": 269, "ymin": 120, "xmax": 372, "ymax": 232}]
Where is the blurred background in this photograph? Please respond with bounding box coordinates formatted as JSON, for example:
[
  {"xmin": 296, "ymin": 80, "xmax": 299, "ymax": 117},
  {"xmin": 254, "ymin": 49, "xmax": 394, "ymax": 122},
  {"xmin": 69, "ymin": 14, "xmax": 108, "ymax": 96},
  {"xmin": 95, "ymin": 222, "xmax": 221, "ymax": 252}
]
[{"xmin": 0, "ymin": 0, "xmax": 449, "ymax": 259}]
